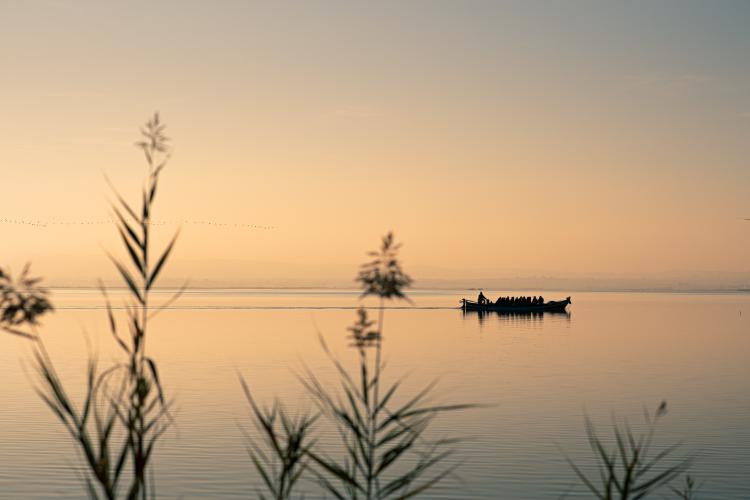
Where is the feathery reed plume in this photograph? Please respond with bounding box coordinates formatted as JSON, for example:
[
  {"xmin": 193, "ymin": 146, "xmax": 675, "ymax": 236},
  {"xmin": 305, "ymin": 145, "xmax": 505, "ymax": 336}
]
[
  {"xmin": 33, "ymin": 113, "xmax": 180, "ymax": 499},
  {"xmin": 302, "ymin": 232, "xmax": 473, "ymax": 499},
  {"xmin": 0, "ymin": 264, "xmax": 52, "ymax": 339},
  {"xmin": 240, "ymin": 378, "xmax": 318, "ymax": 500},
  {"xmin": 356, "ymin": 232, "xmax": 412, "ymax": 303},
  {"xmin": 565, "ymin": 401, "xmax": 693, "ymax": 500}
]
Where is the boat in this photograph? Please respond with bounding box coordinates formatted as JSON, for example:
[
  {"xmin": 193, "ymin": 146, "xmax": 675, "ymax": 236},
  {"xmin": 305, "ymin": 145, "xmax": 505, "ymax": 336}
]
[{"xmin": 461, "ymin": 296, "xmax": 571, "ymax": 313}]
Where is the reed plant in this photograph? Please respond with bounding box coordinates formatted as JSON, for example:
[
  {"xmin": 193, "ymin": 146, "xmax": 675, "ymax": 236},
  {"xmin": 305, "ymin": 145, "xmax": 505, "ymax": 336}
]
[
  {"xmin": 241, "ymin": 378, "xmax": 318, "ymax": 500},
  {"xmin": 241, "ymin": 233, "xmax": 473, "ymax": 499},
  {"xmin": 565, "ymin": 401, "xmax": 694, "ymax": 500},
  {"xmin": 31, "ymin": 113, "xmax": 180, "ymax": 499},
  {"xmin": 0, "ymin": 264, "xmax": 53, "ymax": 339},
  {"xmin": 302, "ymin": 233, "xmax": 472, "ymax": 499}
]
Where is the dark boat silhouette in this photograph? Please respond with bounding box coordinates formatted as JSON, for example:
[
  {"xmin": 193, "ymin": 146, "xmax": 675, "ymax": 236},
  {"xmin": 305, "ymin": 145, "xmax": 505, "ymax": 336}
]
[{"xmin": 461, "ymin": 296, "xmax": 571, "ymax": 313}]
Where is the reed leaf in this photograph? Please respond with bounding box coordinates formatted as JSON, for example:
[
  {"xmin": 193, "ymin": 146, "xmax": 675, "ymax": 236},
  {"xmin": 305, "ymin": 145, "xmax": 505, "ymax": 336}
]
[
  {"xmin": 112, "ymin": 207, "xmax": 143, "ymax": 249},
  {"xmin": 147, "ymin": 230, "xmax": 179, "ymax": 290},
  {"xmin": 145, "ymin": 357, "xmax": 164, "ymax": 405},
  {"xmin": 108, "ymin": 256, "xmax": 144, "ymax": 305},
  {"xmin": 117, "ymin": 227, "xmax": 145, "ymax": 277}
]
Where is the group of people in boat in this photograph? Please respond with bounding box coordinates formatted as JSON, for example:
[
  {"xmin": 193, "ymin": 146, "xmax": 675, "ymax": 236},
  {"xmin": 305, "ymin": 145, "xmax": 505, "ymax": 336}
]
[{"xmin": 477, "ymin": 291, "xmax": 544, "ymax": 306}]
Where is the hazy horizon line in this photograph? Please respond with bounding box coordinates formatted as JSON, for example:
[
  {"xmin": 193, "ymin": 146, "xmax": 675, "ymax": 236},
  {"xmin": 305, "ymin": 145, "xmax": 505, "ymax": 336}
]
[{"xmin": 43, "ymin": 284, "xmax": 750, "ymax": 294}]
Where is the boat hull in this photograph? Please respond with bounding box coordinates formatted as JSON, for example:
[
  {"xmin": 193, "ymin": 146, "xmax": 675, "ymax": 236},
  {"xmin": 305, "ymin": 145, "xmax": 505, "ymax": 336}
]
[{"xmin": 461, "ymin": 297, "xmax": 571, "ymax": 313}]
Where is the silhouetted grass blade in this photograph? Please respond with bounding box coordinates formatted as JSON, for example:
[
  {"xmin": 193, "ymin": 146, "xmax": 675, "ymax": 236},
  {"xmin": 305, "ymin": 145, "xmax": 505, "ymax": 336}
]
[
  {"xmin": 147, "ymin": 230, "xmax": 179, "ymax": 290},
  {"xmin": 108, "ymin": 255, "xmax": 144, "ymax": 305},
  {"xmin": 566, "ymin": 402, "xmax": 695, "ymax": 499}
]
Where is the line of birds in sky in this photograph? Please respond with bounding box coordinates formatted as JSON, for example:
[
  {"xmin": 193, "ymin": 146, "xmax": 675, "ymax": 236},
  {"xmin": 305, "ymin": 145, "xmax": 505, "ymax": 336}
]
[
  {"xmin": 2, "ymin": 218, "xmax": 746, "ymax": 228},
  {"xmin": 0, "ymin": 218, "xmax": 275, "ymax": 230}
]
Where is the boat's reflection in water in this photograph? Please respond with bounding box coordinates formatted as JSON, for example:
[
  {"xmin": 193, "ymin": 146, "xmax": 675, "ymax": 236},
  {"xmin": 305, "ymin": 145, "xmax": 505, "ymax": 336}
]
[{"xmin": 462, "ymin": 308, "xmax": 571, "ymax": 327}]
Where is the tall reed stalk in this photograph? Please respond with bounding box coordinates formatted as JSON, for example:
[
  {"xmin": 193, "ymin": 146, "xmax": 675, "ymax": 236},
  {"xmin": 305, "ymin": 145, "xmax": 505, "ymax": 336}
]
[
  {"xmin": 301, "ymin": 232, "xmax": 473, "ymax": 499},
  {"xmin": 31, "ymin": 113, "xmax": 180, "ymax": 499}
]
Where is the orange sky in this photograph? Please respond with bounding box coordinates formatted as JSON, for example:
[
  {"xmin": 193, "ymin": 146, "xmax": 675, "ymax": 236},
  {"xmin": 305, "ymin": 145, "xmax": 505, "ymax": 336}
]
[{"xmin": 1, "ymin": 1, "xmax": 749, "ymax": 288}]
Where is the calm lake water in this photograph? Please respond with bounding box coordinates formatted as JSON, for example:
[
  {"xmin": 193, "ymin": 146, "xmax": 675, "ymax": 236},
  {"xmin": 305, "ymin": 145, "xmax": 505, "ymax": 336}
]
[{"xmin": 0, "ymin": 289, "xmax": 748, "ymax": 498}]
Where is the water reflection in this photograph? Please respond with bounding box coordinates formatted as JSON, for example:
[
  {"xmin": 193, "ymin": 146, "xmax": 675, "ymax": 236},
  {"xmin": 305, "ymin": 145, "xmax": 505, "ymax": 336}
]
[
  {"xmin": 462, "ymin": 308, "xmax": 571, "ymax": 327},
  {"xmin": 0, "ymin": 291, "xmax": 748, "ymax": 498}
]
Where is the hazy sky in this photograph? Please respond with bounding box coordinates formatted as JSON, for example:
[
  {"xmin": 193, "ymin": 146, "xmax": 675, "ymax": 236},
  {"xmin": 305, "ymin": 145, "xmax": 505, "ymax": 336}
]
[{"xmin": 1, "ymin": 1, "xmax": 749, "ymax": 287}]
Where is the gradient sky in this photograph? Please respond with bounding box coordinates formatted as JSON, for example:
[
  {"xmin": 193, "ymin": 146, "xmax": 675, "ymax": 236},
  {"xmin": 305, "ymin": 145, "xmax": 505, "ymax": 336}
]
[{"xmin": 1, "ymin": 1, "xmax": 749, "ymax": 287}]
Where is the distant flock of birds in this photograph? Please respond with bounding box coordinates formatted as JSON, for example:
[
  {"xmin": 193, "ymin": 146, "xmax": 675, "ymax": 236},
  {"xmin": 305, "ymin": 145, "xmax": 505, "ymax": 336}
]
[
  {"xmin": 0, "ymin": 218, "xmax": 275, "ymax": 230},
  {"xmin": 4, "ymin": 217, "xmax": 747, "ymax": 229}
]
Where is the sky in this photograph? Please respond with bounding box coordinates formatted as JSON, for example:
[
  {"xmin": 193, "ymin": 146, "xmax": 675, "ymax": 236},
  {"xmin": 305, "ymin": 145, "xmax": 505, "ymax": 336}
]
[{"xmin": 1, "ymin": 1, "xmax": 749, "ymax": 289}]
